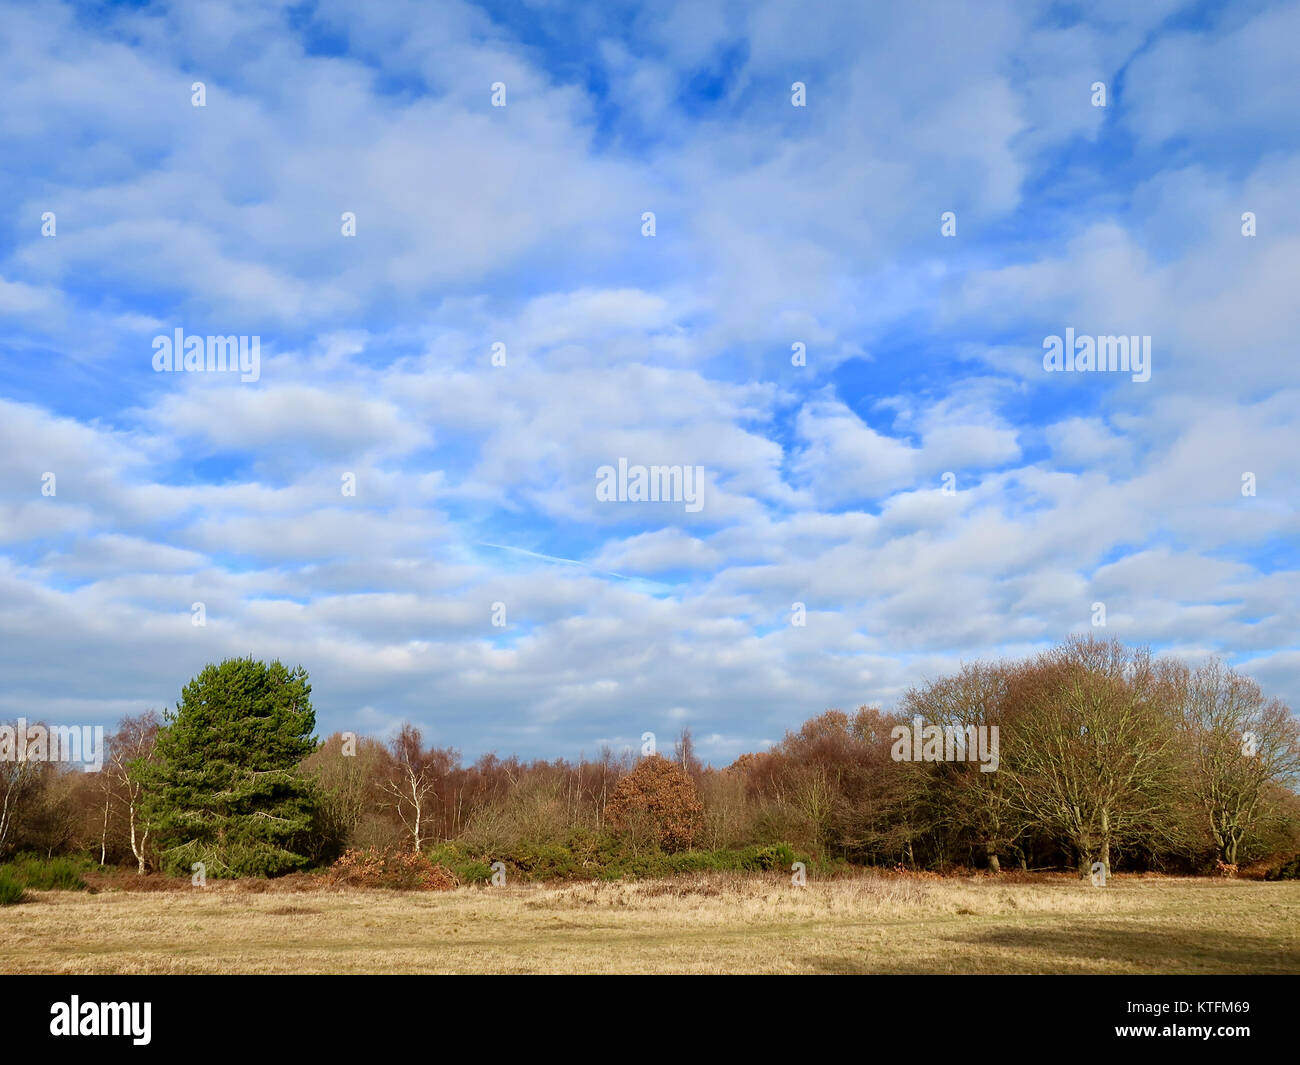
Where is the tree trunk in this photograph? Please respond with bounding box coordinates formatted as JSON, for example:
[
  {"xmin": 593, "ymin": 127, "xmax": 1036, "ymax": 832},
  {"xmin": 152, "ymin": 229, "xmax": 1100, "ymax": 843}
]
[
  {"xmin": 1100, "ymin": 807, "xmax": 1111, "ymax": 877},
  {"xmin": 100, "ymin": 798, "xmax": 110, "ymax": 865},
  {"xmin": 129, "ymin": 800, "xmax": 148, "ymax": 875}
]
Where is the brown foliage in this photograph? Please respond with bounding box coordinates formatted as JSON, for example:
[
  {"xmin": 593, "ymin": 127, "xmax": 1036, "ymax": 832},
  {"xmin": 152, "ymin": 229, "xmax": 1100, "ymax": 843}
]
[
  {"xmin": 606, "ymin": 754, "xmax": 704, "ymax": 852},
  {"xmin": 328, "ymin": 847, "xmax": 458, "ymax": 890}
]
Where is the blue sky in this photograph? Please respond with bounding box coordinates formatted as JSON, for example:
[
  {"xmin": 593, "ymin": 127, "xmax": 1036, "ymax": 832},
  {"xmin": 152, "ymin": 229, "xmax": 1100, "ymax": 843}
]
[{"xmin": 1, "ymin": 0, "xmax": 1297, "ymax": 763}]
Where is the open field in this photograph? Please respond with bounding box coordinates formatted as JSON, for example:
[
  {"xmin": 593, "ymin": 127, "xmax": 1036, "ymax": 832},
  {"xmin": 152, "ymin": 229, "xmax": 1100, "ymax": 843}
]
[{"xmin": 3, "ymin": 872, "xmax": 1299, "ymax": 974}]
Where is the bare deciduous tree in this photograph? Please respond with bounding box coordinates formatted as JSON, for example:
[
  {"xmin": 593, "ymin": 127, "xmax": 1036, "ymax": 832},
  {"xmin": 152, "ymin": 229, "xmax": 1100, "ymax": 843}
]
[
  {"xmin": 0, "ymin": 762, "xmax": 42, "ymax": 856},
  {"xmin": 1006, "ymin": 637, "xmax": 1182, "ymax": 877},
  {"xmin": 903, "ymin": 662, "xmax": 1023, "ymax": 872},
  {"xmin": 1178, "ymin": 660, "xmax": 1300, "ymax": 865},
  {"xmin": 108, "ymin": 711, "xmax": 161, "ymax": 874},
  {"xmin": 380, "ymin": 724, "xmax": 452, "ymax": 853}
]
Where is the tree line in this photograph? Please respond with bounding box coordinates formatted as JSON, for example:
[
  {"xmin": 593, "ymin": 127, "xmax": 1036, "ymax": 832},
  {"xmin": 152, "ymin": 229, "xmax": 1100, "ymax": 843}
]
[{"xmin": 2, "ymin": 636, "xmax": 1297, "ymax": 878}]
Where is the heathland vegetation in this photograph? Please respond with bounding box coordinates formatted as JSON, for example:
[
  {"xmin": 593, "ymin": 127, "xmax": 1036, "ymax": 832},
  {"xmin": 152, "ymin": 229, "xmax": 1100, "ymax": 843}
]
[
  {"xmin": 8, "ymin": 874, "xmax": 1299, "ymax": 974},
  {"xmin": 2, "ymin": 636, "xmax": 1298, "ymax": 899}
]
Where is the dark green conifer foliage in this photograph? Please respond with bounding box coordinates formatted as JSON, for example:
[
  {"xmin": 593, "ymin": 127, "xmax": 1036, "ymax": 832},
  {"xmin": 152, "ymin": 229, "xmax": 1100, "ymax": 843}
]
[{"xmin": 143, "ymin": 658, "xmax": 319, "ymax": 877}]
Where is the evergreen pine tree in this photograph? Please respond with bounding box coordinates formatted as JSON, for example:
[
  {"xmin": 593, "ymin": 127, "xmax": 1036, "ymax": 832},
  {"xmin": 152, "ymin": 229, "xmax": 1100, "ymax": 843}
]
[{"xmin": 143, "ymin": 657, "xmax": 319, "ymax": 877}]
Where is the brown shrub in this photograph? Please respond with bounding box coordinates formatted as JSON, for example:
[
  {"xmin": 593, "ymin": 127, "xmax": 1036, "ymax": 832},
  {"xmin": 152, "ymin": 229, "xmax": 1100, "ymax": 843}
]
[
  {"xmin": 606, "ymin": 754, "xmax": 704, "ymax": 852},
  {"xmin": 329, "ymin": 848, "xmax": 459, "ymax": 890},
  {"xmin": 888, "ymin": 864, "xmax": 946, "ymax": 881},
  {"xmin": 83, "ymin": 871, "xmax": 190, "ymax": 894}
]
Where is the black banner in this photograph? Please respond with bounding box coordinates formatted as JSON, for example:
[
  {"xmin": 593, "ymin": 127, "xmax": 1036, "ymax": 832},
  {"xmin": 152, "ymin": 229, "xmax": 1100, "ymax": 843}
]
[{"xmin": 2, "ymin": 975, "xmax": 1293, "ymax": 1052}]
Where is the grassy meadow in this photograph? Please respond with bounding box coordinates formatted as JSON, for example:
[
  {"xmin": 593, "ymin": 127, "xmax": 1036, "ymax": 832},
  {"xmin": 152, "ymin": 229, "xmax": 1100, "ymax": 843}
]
[{"xmin": 3, "ymin": 872, "xmax": 1298, "ymax": 975}]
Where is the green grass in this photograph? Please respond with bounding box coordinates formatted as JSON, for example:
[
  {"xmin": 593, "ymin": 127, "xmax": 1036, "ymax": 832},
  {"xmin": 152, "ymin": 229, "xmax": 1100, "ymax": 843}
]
[
  {"xmin": 0, "ymin": 870, "xmax": 26, "ymax": 906},
  {"xmin": 0, "ymin": 852, "xmax": 92, "ymax": 892},
  {"xmin": 426, "ymin": 834, "xmax": 828, "ymax": 883}
]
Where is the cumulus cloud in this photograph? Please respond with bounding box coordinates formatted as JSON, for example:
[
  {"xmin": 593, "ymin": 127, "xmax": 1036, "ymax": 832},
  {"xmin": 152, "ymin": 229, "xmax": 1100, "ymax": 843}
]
[{"xmin": 0, "ymin": 0, "xmax": 1296, "ymax": 759}]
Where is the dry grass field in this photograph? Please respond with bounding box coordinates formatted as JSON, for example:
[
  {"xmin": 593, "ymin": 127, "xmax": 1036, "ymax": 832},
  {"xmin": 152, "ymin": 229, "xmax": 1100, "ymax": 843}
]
[{"xmin": 3, "ymin": 872, "xmax": 1298, "ymax": 975}]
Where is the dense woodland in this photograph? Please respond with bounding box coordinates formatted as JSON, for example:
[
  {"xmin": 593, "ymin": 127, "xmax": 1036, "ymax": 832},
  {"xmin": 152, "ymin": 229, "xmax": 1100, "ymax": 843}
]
[{"xmin": 3, "ymin": 636, "xmax": 1299, "ymax": 881}]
